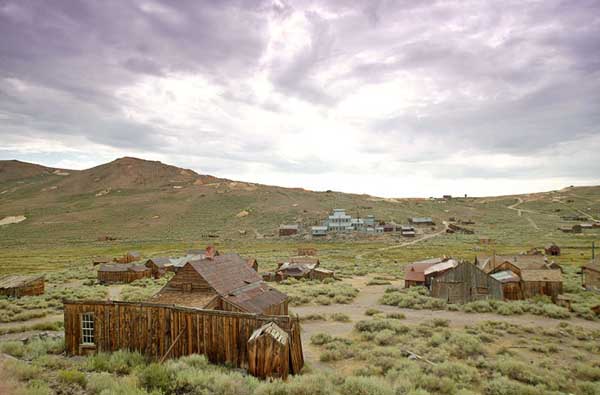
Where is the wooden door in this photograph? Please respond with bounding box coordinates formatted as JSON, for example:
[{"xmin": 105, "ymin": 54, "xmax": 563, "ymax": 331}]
[{"xmin": 447, "ymin": 283, "xmax": 463, "ymax": 304}]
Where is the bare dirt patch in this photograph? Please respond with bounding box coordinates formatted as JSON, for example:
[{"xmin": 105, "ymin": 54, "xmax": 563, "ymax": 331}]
[{"xmin": 0, "ymin": 216, "xmax": 26, "ymax": 226}]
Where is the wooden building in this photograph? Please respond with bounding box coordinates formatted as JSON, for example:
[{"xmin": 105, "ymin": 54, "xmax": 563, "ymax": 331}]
[
  {"xmin": 97, "ymin": 264, "xmax": 151, "ymax": 284},
  {"xmin": 0, "ymin": 275, "xmax": 45, "ymax": 297},
  {"xmin": 408, "ymin": 217, "xmax": 435, "ymax": 226},
  {"xmin": 274, "ymin": 256, "xmax": 332, "ymax": 282},
  {"xmin": 247, "ymin": 258, "xmax": 259, "ymax": 272},
  {"xmin": 279, "ymin": 224, "xmax": 299, "ymax": 237},
  {"xmin": 404, "ymin": 257, "xmax": 450, "ymax": 288},
  {"xmin": 309, "ymin": 268, "xmax": 335, "ymax": 281},
  {"xmin": 297, "ymin": 248, "xmax": 317, "ymax": 256},
  {"xmin": 490, "ymin": 270, "xmax": 522, "ymax": 300},
  {"xmin": 431, "ymin": 262, "xmax": 503, "ymax": 303},
  {"xmin": 145, "ymin": 257, "xmax": 174, "ymax": 279},
  {"xmin": 545, "ymin": 243, "xmax": 561, "ymax": 256},
  {"xmin": 63, "ymin": 300, "xmax": 303, "ymax": 378},
  {"xmin": 582, "ymin": 261, "xmax": 600, "ymax": 289},
  {"xmin": 520, "ymin": 270, "xmax": 563, "ymax": 301},
  {"xmin": 476, "ymin": 254, "xmax": 548, "ymax": 276},
  {"xmin": 247, "ymin": 322, "xmax": 291, "ymax": 379},
  {"xmin": 114, "ymin": 251, "xmax": 141, "ymax": 264},
  {"xmin": 151, "ymin": 254, "xmax": 288, "ymax": 315},
  {"xmin": 92, "ymin": 256, "xmax": 111, "ymax": 266}
]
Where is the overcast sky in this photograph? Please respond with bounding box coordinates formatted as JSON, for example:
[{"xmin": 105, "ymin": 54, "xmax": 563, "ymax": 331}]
[{"xmin": 1, "ymin": 0, "xmax": 599, "ymax": 197}]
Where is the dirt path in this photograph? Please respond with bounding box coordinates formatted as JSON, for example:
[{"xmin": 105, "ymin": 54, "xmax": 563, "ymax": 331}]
[
  {"xmin": 356, "ymin": 222, "xmax": 448, "ymax": 260},
  {"xmin": 293, "ymin": 277, "xmax": 600, "ymax": 367},
  {"xmin": 525, "ymin": 216, "xmax": 540, "ymax": 230}
]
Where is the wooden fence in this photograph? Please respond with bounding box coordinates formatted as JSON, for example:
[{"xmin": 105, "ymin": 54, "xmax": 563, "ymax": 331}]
[{"xmin": 63, "ymin": 300, "xmax": 303, "ymax": 376}]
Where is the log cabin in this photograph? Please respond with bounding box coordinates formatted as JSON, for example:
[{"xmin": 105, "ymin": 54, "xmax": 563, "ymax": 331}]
[
  {"xmin": 0, "ymin": 275, "xmax": 45, "ymax": 297},
  {"xmin": 150, "ymin": 254, "xmax": 288, "ymax": 315}
]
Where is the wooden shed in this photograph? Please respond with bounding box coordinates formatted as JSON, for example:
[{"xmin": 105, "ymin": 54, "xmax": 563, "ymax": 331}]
[
  {"xmin": 544, "ymin": 243, "xmax": 561, "ymax": 256},
  {"xmin": 297, "ymin": 248, "xmax": 317, "ymax": 256},
  {"xmin": 490, "ymin": 270, "xmax": 522, "ymax": 300},
  {"xmin": 582, "ymin": 262, "xmax": 600, "ymax": 289},
  {"xmin": 92, "ymin": 256, "xmax": 112, "ymax": 266},
  {"xmin": 520, "ymin": 270, "xmax": 563, "ymax": 301},
  {"xmin": 151, "ymin": 253, "xmax": 288, "ymax": 315},
  {"xmin": 247, "ymin": 322, "xmax": 290, "ymax": 379},
  {"xmin": 145, "ymin": 257, "xmax": 173, "ymax": 279},
  {"xmin": 63, "ymin": 300, "xmax": 303, "ymax": 378},
  {"xmin": 114, "ymin": 251, "xmax": 141, "ymax": 264},
  {"xmin": 431, "ymin": 262, "xmax": 503, "ymax": 304},
  {"xmin": 0, "ymin": 275, "xmax": 45, "ymax": 297},
  {"xmin": 309, "ymin": 268, "xmax": 335, "ymax": 281},
  {"xmin": 403, "ymin": 257, "xmax": 449, "ymax": 288},
  {"xmin": 279, "ymin": 224, "xmax": 299, "ymax": 237},
  {"xmin": 97, "ymin": 264, "xmax": 151, "ymax": 284}
]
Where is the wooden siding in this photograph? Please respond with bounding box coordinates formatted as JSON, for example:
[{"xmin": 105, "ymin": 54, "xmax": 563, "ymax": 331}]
[
  {"xmin": 501, "ymin": 283, "xmax": 523, "ymax": 301},
  {"xmin": 431, "ymin": 262, "xmax": 503, "ymax": 304},
  {"xmin": 583, "ymin": 267, "xmax": 600, "ymax": 289},
  {"xmin": 521, "ymin": 281, "xmax": 562, "ymax": 301},
  {"xmin": 163, "ymin": 264, "xmax": 213, "ymax": 293},
  {"xmin": 64, "ymin": 300, "xmax": 303, "ymax": 378},
  {"xmin": 0, "ymin": 278, "xmax": 44, "ymax": 297},
  {"xmin": 97, "ymin": 270, "xmax": 150, "ymax": 284}
]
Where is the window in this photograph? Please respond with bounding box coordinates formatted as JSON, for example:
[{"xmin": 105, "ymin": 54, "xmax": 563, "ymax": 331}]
[{"xmin": 81, "ymin": 312, "xmax": 94, "ymax": 344}]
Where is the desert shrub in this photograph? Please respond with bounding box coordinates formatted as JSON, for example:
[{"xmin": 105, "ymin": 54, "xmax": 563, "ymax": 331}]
[
  {"xmin": 316, "ymin": 295, "xmax": 332, "ymax": 305},
  {"xmin": 430, "ymin": 318, "xmax": 450, "ymax": 327},
  {"xmin": 87, "ymin": 373, "xmax": 148, "ymax": 395},
  {"xmin": 374, "ymin": 329, "xmax": 396, "ymax": 346},
  {"xmin": 320, "ymin": 338, "xmax": 355, "ymax": 362},
  {"xmin": 577, "ymin": 381, "xmax": 600, "ymax": 395},
  {"xmin": 0, "ymin": 340, "xmax": 25, "ymax": 357},
  {"xmin": 572, "ymin": 363, "xmax": 600, "ymax": 381},
  {"xmin": 18, "ymin": 379, "xmax": 53, "ymax": 395},
  {"xmin": 87, "ymin": 350, "xmax": 146, "ymax": 374},
  {"xmin": 494, "ymin": 358, "xmax": 544, "ymax": 386},
  {"xmin": 355, "ymin": 319, "xmax": 410, "ymax": 335},
  {"xmin": 463, "ymin": 300, "xmax": 494, "ymax": 313},
  {"xmin": 380, "ymin": 287, "xmax": 446, "ymax": 310},
  {"xmin": 446, "ymin": 333, "xmax": 484, "ymax": 358},
  {"xmin": 367, "ymin": 279, "xmax": 392, "ymax": 286},
  {"xmin": 300, "ymin": 313, "xmax": 327, "ymax": 321},
  {"xmin": 3, "ymin": 359, "xmax": 42, "ymax": 380},
  {"xmin": 311, "ymin": 333, "xmax": 333, "ymax": 345},
  {"xmin": 341, "ymin": 376, "xmax": 394, "ymax": 395},
  {"xmin": 483, "ymin": 376, "xmax": 545, "ymax": 395},
  {"xmin": 432, "ymin": 361, "xmax": 480, "ymax": 385},
  {"xmin": 138, "ymin": 362, "xmax": 173, "ymax": 392},
  {"xmin": 365, "ymin": 308, "xmax": 382, "ymax": 316},
  {"xmin": 385, "ymin": 312, "xmax": 405, "ymax": 320},
  {"xmin": 418, "ymin": 374, "xmax": 457, "ymax": 395},
  {"xmin": 58, "ymin": 369, "xmax": 86, "ymax": 387},
  {"xmin": 330, "ymin": 313, "xmax": 351, "ymax": 322}
]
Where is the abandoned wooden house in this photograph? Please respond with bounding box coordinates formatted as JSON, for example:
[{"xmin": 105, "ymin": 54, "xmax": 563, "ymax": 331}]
[
  {"xmin": 408, "ymin": 217, "xmax": 435, "ymax": 225},
  {"xmin": 447, "ymin": 223, "xmax": 474, "ymax": 234},
  {"xmin": 97, "ymin": 264, "xmax": 151, "ymax": 284},
  {"xmin": 145, "ymin": 257, "xmax": 175, "ymax": 278},
  {"xmin": 63, "ymin": 300, "xmax": 303, "ymax": 379},
  {"xmin": 0, "ymin": 275, "xmax": 45, "ymax": 297},
  {"xmin": 430, "ymin": 262, "xmax": 503, "ymax": 303},
  {"xmin": 274, "ymin": 256, "xmax": 332, "ymax": 281},
  {"xmin": 404, "ymin": 257, "xmax": 450, "ymax": 288},
  {"xmin": 520, "ymin": 270, "xmax": 563, "ymax": 301},
  {"xmin": 400, "ymin": 225, "xmax": 416, "ymax": 237},
  {"xmin": 114, "ymin": 251, "xmax": 142, "ymax": 264},
  {"xmin": 151, "ymin": 254, "xmax": 288, "ymax": 315},
  {"xmin": 476, "ymin": 254, "xmax": 549, "ymax": 275},
  {"xmin": 582, "ymin": 261, "xmax": 600, "ymax": 289},
  {"xmin": 490, "ymin": 270, "xmax": 522, "ymax": 300},
  {"xmin": 297, "ymin": 247, "xmax": 317, "ymax": 256},
  {"xmin": 279, "ymin": 224, "xmax": 299, "ymax": 237},
  {"xmin": 423, "ymin": 259, "xmax": 459, "ymax": 285},
  {"xmin": 92, "ymin": 256, "xmax": 112, "ymax": 266}
]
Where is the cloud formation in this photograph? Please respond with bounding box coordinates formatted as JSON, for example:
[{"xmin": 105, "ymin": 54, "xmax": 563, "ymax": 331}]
[{"xmin": 0, "ymin": 0, "xmax": 599, "ymax": 197}]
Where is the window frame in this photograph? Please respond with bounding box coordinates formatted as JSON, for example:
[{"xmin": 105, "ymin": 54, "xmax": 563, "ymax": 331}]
[{"xmin": 81, "ymin": 312, "xmax": 95, "ymax": 345}]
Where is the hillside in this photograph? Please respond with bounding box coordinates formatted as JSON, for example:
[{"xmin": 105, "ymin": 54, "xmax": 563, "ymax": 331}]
[{"xmin": 0, "ymin": 157, "xmax": 599, "ymax": 250}]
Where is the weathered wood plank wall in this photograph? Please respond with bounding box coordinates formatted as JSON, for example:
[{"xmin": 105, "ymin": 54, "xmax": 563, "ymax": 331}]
[{"xmin": 64, "ymin": 300, "xmax": 303, "ymax": 375}]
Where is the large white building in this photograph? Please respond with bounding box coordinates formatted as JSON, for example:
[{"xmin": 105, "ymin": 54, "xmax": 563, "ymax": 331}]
[{"xmin": 327, "ymin": 209, "xmax": 353, "ymax": 232}]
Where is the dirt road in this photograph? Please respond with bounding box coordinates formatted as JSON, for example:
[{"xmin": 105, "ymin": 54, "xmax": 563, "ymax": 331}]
[{"xmin": 293, "ymin": 277, "xmax": 600, "ymax": 367}]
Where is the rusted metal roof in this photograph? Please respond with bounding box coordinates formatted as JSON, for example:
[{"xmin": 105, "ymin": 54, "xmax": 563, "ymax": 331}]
[
  {"xmin": 0, "ymin": 275, "xmax": 44, "ymax": 289},
  {"xmin": 146, "ymin": 257, "xmax": 172, "ymax": 267},
  {"xmin": 404, "ymin": 258, "xmax": 444, "ymax": 282},
  {"xmin": 520, "ymin": 269, "xmax": 562, "ymax": 282},
  {"xmin": 224, "ymin": 282, "xmax": 287, "ymax": 314},
  {"xmin": 188, "ymin": 254, "xmax": 262, "ymax": 295}
]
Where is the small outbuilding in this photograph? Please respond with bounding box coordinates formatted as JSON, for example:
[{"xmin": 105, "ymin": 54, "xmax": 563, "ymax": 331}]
[
  {"xmin": 545, "ymin": 243, "xmax": 561, "ymax": 256},
  {"xmin": 490, "ymin": 270, "xmax": 522, "ymax": 300},
  {"xmin": 311, "ymin": 226, "xmax": 328, "ymax": 237},
  {"xmin": 431, "ymin": 262, "xmax": 503, "ymax": 304},
  {"xmin": 145, "ymin": 257, "xmax": 174, "ymax": 278},
  {"xmin": 247, "ymin": 322, "xmax": 290, "ymax": 380},
  {"xmin": 404, "ymin": 257, "xmax": 450, "ymax": 288},
  {"xmin": 0, "ymin": 275, "xmax": 45, "ymax": 297},
  {"xmin": 279, "ymin": 224, "xmax": 299, "ymax": 237},
  {"xmin": 114, "ymin": 251, "xmax": 141, "ymax": 264},
  {"xmin": 582, "ymin": 261, "xmax": 600, "ymax": 290},
  {"xmin": 92, "ymin": 256, "xmax": 112, "ymax": 266},
  {"xmin": 520, "ymin": 270, "xmax": 563, "ymax": 302},
  {"xmin": 97, "ymin": 264, "xmax": 151, "ymax": 284},
  {"xmin": 408, "ymin": 217, "xmax": 435, "ymax": 225},
  {"xmin": 297, "ymin": 247, "xmax": 317, "ymax": 256}
]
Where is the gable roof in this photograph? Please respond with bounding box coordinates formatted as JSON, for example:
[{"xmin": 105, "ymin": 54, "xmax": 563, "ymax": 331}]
[
  {"xmin": 491, "ymin": 270, "xmax": 521, "ymax": 283},
  {"xmin": 187, "ymin": 254, "xmax": 262, "ymax": 294},
  {"xmin": 223, "ymin": 282, "xmax": 287, "ymax": 313},
  {"xmin": 146, "ymin": 257, "xmax": 172, "ymax": 267},
  {"xmin": 404, "ymin": 258, "xmax": 446, "ymax": 282},
  {"xmin": 424, "ymin": 259, "xmax": 459, "ymax": 276},
  {"xmin": 520, "ymin": 269, "xmax": 562, "ymax": 282},
  {"xmin": 478, "ymin": 255, "xmax": 548, "ymax": 272},
  {"xmin": 0, "ymin": 275, "xmax": 44, "ymax": 289}
]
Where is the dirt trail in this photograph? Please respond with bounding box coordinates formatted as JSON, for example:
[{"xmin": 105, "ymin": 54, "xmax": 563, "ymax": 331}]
[
  {"xmin": 356, "ymin": 222, "xmax": 448, "ymax": 260},
  {"xmin": 293, "ymin": 277, "xmax": 600, "ymax": 367}
]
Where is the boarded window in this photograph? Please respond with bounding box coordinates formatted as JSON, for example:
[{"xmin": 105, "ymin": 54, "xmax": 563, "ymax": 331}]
[{"xmin": 81, "ymin": 312, "xmax": 94, "ymax": 344}]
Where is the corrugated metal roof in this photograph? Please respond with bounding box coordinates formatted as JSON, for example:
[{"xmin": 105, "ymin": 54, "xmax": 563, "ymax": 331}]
[
  {"xmin": 424, "ymin": 259, "xmax": 458, "ymax": 276},
  {"xmin": 520, "ymin": 269, "xmax": 562, "ymax": 282},
  {"xmin": 490, "ymin": 270, "xmax": 520, "ymax": 283},
  {"xmin": 0, "ymin": 275, "xmax": 44, "ymax": 289}
]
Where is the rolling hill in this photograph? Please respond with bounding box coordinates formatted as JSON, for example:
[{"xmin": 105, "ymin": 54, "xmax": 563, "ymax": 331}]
[{"xmin": 0, "ymin": 157, "xmax": 599, "ymax": 249}]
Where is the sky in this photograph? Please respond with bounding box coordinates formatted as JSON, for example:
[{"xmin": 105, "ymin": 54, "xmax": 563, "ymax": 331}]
[{"xmin": 1, "ymin": 0, "xmax": 599, "ymax": 198}]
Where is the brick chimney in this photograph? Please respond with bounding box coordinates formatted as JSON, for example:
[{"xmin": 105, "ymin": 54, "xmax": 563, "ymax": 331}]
[{"xmin": 205, "ymin": 245, "xmax": 218, "ymax": 259}]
